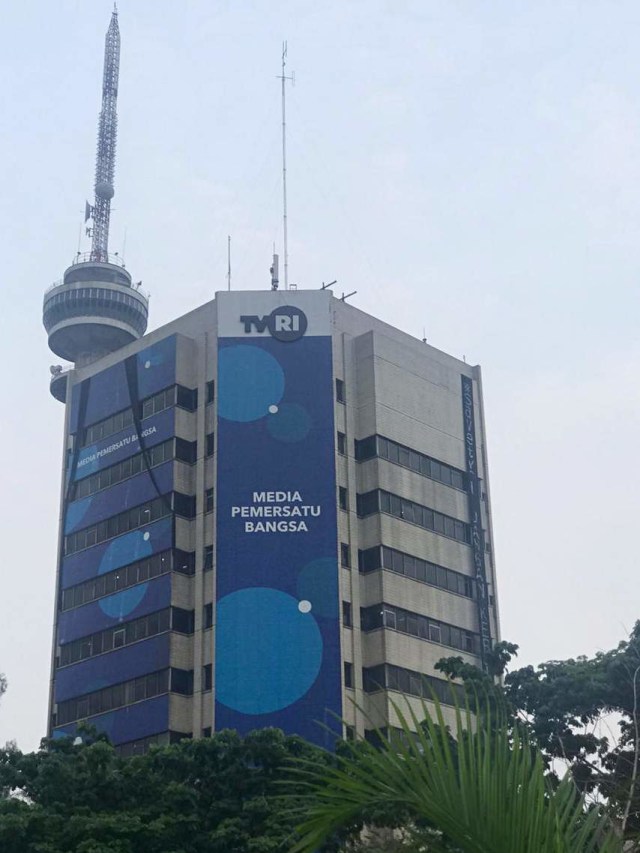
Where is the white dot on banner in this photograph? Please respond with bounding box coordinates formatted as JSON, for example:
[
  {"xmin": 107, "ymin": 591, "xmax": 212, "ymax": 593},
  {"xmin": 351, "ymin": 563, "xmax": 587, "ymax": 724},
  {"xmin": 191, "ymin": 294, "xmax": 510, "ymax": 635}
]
[
  {"xmin": 143, "ymin": 532, "xmax": 150, "ymax": 541},
  {"xmin": 144, "ymin": 360, "xmax": 151, "ymax": 368},
  {"xmin": 298, "ymin": 600, "xmax": 312, "ymax": 613},
  {"xmin": 268, "ymin": 405, "xmax": 278, "ymax": 414}
]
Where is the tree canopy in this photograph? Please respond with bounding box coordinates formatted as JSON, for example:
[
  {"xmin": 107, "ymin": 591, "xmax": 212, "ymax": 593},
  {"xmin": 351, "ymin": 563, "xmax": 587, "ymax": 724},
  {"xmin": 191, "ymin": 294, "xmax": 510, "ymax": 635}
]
[
  {"xmin": 0, "ymin": 727, "xmax": 339, "ymax": 853},
  {"xmin": 437, "ymin": 625, "xmax": 640, "ymax": 845}
]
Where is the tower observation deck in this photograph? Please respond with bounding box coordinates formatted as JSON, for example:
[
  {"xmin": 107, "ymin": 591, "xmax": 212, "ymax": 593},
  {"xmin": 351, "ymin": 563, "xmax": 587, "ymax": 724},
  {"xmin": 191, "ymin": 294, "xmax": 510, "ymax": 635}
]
[{"xmin": 43, "ymin": 9, "xmax": 148, "ymax": 403}]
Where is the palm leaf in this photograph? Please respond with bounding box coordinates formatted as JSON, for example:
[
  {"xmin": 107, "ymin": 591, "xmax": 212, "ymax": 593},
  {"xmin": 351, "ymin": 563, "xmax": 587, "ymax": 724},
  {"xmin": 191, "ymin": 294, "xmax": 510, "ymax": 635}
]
[{"xmin": 290, "ymin": 689, "xmax": 622, "ymax": 853}]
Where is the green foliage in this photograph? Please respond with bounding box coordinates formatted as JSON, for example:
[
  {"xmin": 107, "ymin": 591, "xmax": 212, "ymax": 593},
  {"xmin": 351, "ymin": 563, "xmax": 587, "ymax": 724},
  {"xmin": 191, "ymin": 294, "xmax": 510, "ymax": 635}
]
[
  {"xmin": 291, "ymin": 694, "xmax": 622, "ymax": 853},
  {"xmin": 437, "ymin": 626, "xmax": 640, "ymax": 844},
  {"xmin": 0, "ymin": 727, "xmax": 336, "ymax": 853}
]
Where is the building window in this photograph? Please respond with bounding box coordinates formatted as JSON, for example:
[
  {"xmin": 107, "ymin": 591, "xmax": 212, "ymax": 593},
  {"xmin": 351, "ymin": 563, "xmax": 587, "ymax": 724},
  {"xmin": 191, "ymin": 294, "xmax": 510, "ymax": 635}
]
[
  {"xmin": 339, "ymin": 487, "xmax": 348, "ymax": 511},
  {"xmin": 360, "ymin": 603, "xmax": 479, "ymax": 655},
  {"xmin": 171, "ymin": 608, "xmax": 195, "ymax": 634},
  {"xmin": 362, "ymin": 664, "xmax": 463, "ymax": 706},
  {"xmin": 342, "ymin": 601, "xmax": 352, "ymax": 628},
  {"xmin": 176, "ymin": 386, "xmax": 198, "ymax": 412},
  {"xmin": 203, "ymin": 603, "xmax": 213, "ymax": 629},
  {"xmin": 79, "ymin": 385, "xmax": 199, "ymax": 449},
  {"xmin": 60, "ymin": 550, "xmax": 195, "ymax": 611},
  {"xmin": 170, "ymin": 668, "xmax": 194, "ymax": 695},
  {"xmin": 337, "ymin": 431, "xmax": 346, "ymax": 455},
  {"xmin": 357, "ymin": 490, "xmax": 471, "ymax": 546},
  {"xmin": 72, "ymin": 439, "xmax": 174, "ymax": 500},
  {"xmin": 64, "ymin": 494, "xmax": 180, "ymax": 556},
  {"xmin": 80, "ymin": 387, "xmax": 172, "ymax": 447},
  {"xmin": 336, "ymin": 378, "xmax": 346, "ymax": 403},
  {"xmin": 340, "ymin": 543, "xmax": 351, "ymax": 568},
  {"xmin": 56, "ymin": 669, "xmax": 172, "ymax": 725},
  {"xmin": 175, "ymin": 438, "xmax": 198, "ymax": 464},
  {"xmin": 206, "ymin": 380, "xmax": 215, "ymax": 405},
  {"xmin": 115, "ymin": 732, "xmax": 168, "ymax": 757},
  {"xmin": 56, "ymin": 608, "xmax": 177, "ymax": 665},
  {"xmin": 345, "ymin": 725, "xmax": 355, "ymax": 742},
  {"xmin": 203, "ymin": 664, "xmax": 213, "ymax": 691},
  {"xmin": 205, "ymin": 488, "xmax": 214, "ymax": 513},
  {"xmin": 358, "ymin": 545, "xmax": 474, "ymax": 598},
  {"xmin": 355, "ymin": 435, "xmax": 467, "ymax": 491},
  {"xmin": 173, "ymin": 493, "xmax": 196, "ymax": 519},
  {"xmin": 203, "ymin": 545, "xmax": 214, "ymax": 571},
  {"xmin": 344, "ymin": 662, "xmax": 354, "ymax": 689},
  {"xmin": 202, "ymin": 726, "xmax": 212, "ymax": 738},
  {"xmin": 206, "ymin": 433, "xmax": 215, "ymax": 457}
]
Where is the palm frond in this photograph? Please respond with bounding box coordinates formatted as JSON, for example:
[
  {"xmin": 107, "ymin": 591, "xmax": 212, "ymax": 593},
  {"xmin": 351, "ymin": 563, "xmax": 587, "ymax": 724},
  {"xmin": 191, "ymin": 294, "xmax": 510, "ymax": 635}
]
[{"xmin": 290, "ymin": 690, "xmax": 622, "ymax": 853}]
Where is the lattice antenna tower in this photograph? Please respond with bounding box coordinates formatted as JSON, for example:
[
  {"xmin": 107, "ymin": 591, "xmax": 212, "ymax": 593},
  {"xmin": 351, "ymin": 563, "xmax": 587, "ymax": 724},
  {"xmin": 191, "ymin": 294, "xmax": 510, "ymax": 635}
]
[
  {"xmin": 87, "ymin": 6, "xmax": 120, "ymax": 262},
  {"xmin": 278, "ymin": 42, "xmax": 294, "ymax": 290}
]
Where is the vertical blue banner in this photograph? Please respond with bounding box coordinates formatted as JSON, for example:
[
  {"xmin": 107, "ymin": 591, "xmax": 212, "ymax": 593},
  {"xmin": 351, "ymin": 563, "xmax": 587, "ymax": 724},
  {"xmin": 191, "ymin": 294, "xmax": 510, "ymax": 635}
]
[{"xmin": 215, "ymin": 292, "xmax": 341, "ymax": 748}]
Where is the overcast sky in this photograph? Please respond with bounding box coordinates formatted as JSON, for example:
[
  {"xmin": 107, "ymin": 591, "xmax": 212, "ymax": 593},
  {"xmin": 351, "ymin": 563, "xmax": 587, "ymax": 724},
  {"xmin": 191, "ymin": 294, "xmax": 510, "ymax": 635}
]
[{"xmin": 2, "ymin": 0, "xmax": 639, "ymax": 751}]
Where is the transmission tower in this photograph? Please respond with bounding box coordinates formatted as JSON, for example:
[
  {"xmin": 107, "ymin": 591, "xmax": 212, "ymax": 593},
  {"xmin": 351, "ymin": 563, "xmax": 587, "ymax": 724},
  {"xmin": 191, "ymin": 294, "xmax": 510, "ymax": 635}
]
[
  {"xmin": 88, "ymin": 7, "xmax": 120, "ymax": 262},
  {"xmin": 43, "ymin": 8, "xmax": 148, "ymax": 402}
]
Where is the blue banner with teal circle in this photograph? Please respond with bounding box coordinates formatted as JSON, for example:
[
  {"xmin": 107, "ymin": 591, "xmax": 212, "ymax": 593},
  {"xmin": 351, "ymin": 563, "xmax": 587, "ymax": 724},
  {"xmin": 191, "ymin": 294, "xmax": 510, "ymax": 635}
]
[{"xmin": 215, "ymin": 292, "xmax": 341, "ymax": 748}]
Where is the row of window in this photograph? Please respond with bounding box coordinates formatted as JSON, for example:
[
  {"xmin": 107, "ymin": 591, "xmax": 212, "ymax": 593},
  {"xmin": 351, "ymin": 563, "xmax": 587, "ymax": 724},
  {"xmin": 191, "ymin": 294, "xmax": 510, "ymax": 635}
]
[
  {"xmin": 55, "ymin": 668, "xmax": 193, "ymax": 726},
  {"xmin": 362, "ymin": 664, "xmax": 464, "ymax": 706},
  {"xmin": 361, "ymin": 603, "xmax": 480, "ymax": 655},
  {"xmin": 58, "ymin": 607, "xmax": 194, "ymax": 668},
  {"xmin": 64, "ymin": 493, "xmax": 190, "ymax": 556},
  {"xmin": 58, "ymin": 607, "xmax": 193, "ymax": 666},
  {"xmin": 73, "ymin": 440, "xmax": 173, "ymax": 500},
  {"xmin": 115, "ymin": 730, "xmax": 191, "ymax": 757},
  {"xmin": 355, "ymin": 435, "xmax": 467, "ymax": 491},
  {"xmin": 80, "ymin": 385, "xmax": 197, "ymax": 448},
  {"xmin": 358, "ymin": 490, "xmax": 471, "ymax": 545},
  {"xmin": 359, "ymin": 545, "xmax": 475, "ymax": 598},
  {"xmin": 60, "ymin": 550, "xmax": 195, "ymax": 612}
]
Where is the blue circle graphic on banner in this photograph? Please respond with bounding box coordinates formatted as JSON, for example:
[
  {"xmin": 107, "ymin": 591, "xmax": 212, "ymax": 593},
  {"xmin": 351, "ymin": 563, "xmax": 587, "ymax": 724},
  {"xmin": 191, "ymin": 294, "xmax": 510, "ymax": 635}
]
[
  {"xmin": 99, "ymin": 585, "xmax": 148, "ymax": 618},
  {"xmin": 267, "ymin": 402, "xmax": 312, "ymax": 443},
  {"xmin": 98, "ymin": 530, "xmax": 153, "ymax": 575},
  {"xmin": 297, "ymin": 558, "xmax": 339, "ymax": 618},
  {"xmin": 216, "ymin": 587, "xmax": 322, "ymax": 714},
  {"xmin": 218, "ymin": 345, "xmax": 285, "ymax": 422},
  {"xmin": 64, "ymin": 497, "xmax": 92, "ymax": 533}
]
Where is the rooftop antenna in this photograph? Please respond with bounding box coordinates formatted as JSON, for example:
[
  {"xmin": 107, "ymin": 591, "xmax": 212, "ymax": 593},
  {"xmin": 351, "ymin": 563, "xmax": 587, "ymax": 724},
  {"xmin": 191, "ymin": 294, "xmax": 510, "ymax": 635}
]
[
  {"xmin": 270, "ymin": 253, "xmax": 279, "ymax": 290},
  {"xmin": 86, "ymin": 5, "xmax": 121, "ymax": 263},
  {"xmin": 422, "ymin": 327, "xmax": 427, "ymax": 343},
  {"xmin": 340, "ymin": 290, "xmax": 357, "ymax": 302},
  {"xmin": 321, "ymin": 280, "xmax": 337, "ymax": 290},
  {"xmin": 277, "ymin": 41, "xmax": 294, "ymax": 290},
  {"xmin": 227, "ymin": 235, "xmax": 232, "ymax": 291}
]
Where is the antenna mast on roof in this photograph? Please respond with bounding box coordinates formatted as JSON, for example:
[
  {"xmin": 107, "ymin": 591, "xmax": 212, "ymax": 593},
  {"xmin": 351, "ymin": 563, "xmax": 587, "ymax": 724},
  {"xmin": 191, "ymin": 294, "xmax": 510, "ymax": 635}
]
[
  {"xmin": 87, "ymin": 6, "xmax": 121, "ymax": 263},
  {"xmin": 278, "ymin": 42, "xmax": 294, "ymax": 290}
]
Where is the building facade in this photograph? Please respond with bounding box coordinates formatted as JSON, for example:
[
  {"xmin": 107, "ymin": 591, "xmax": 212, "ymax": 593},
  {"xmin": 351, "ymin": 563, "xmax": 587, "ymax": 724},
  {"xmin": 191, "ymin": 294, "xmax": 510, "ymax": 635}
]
[{"xmin": 48, "ymin": 289, "xmax": 500, "ymax": 754}]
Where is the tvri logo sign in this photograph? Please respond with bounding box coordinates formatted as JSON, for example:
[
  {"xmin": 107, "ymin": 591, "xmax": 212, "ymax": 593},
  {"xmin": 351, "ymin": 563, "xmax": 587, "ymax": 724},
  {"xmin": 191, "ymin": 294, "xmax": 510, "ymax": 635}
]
[{"xmin": 240, "ymin": 305, "xmax": 308, "ymax": 342}]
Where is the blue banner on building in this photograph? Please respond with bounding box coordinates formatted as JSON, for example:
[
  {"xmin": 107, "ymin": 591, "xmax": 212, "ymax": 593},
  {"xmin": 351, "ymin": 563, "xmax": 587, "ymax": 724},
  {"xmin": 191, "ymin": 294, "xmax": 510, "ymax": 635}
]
[{"xmin": 215, "ymin": 292, "xmax": 341, "ymax": 748}]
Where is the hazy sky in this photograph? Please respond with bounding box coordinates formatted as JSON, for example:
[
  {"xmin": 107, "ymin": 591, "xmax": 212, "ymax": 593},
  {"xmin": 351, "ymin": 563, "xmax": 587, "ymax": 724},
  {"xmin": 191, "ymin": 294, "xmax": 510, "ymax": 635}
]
[{"xmin": 2, "ymin": 0, "xmax": 639, "ymax": 751}]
